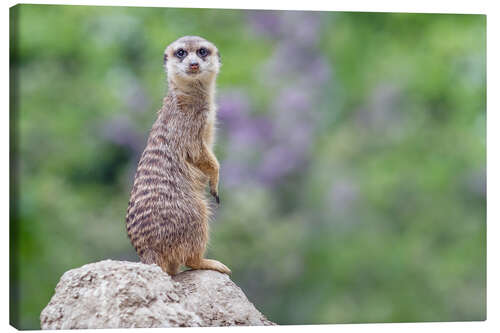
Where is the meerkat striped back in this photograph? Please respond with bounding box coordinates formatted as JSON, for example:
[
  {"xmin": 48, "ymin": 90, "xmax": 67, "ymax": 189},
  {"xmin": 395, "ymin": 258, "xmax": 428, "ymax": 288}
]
[{"xmin": 125, "ymin": 103, "xmax": 185, "ymax": 258}]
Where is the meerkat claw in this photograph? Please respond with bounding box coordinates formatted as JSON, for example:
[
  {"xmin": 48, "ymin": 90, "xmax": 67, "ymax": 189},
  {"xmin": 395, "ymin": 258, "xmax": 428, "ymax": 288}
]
[{"xmin": 211, "ymin": 191, "xmax": 220, "ymax": 204}]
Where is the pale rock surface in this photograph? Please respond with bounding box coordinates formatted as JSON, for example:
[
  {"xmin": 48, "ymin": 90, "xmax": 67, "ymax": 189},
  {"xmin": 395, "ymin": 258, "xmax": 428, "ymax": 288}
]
[{"xmin": 40, "ymin": 260, "xmax": 275, "ymax": 329}]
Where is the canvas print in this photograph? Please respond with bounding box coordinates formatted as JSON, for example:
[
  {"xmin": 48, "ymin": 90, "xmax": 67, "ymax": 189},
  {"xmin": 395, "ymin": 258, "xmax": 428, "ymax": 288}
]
[{"xmin": 10, "ymin": 4, "xmax": 486, "ymax": 330}]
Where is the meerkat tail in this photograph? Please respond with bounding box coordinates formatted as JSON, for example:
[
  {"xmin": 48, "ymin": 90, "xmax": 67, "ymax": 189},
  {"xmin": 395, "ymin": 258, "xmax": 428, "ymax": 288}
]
[{"xmin": 186, "ymin": 258, "xmax": 231, "ymax": 275}]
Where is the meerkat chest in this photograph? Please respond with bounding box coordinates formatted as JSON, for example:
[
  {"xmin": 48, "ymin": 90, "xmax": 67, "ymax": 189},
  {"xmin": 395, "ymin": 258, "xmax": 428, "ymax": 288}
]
[
  {"xmin": 182, "ymin": 102, "xmax": 215, "ymax": 140},
  {"xmin": 167, "ymin": 106, "xmax": 210, "ymax": 160}
]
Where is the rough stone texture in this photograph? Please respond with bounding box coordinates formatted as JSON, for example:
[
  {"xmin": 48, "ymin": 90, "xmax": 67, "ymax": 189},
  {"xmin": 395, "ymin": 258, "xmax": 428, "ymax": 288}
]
[{"xmin": 40, "ymin": 260, "xmax": 275, "ymax": 329}]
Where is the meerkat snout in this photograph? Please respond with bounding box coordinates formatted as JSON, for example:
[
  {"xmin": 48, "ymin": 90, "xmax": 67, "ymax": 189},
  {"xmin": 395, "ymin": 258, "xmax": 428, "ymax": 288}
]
[{"xmin": 164, "ymin": 35, "xmax": 221, "ymax": 82}]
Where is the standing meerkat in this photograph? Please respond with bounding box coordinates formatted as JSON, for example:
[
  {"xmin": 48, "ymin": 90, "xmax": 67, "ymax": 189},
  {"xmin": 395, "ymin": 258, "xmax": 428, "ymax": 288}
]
[{"xmin": 125, "ymin": 36, "xmax": 230, "ymax": 276}]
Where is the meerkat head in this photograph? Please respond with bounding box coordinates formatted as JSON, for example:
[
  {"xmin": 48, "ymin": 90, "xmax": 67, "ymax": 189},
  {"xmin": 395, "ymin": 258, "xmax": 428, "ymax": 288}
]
[{"xmin": 164, "ymin": 36, "xmax": 221, "ymax": 86}]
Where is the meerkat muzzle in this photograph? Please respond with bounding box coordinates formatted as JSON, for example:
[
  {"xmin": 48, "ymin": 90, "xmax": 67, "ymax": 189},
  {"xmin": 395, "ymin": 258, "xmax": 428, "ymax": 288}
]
[{"xmin": 189, "ymin": 62, "xmax": 200, "ymax": 71}]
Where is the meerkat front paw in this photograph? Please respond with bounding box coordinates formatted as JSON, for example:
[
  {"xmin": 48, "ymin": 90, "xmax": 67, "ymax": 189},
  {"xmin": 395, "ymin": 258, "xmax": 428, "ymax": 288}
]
[{"xmin": 210, "ymin": 190, "xmax": 220, "ymax": 204}]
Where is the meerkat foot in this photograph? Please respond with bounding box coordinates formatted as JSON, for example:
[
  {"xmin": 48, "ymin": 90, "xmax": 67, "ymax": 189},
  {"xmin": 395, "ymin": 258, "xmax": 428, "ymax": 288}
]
[
  {"xmin": 139, "ymin": 249, "xmax": 180, "ymax": 275},
  {"xmin": 140, "ymin": 248, "xmax": 172, "ymax": 273},
  {"xmin": 186, "ymin": 258, "xmax": 231, "ymax": 275}
]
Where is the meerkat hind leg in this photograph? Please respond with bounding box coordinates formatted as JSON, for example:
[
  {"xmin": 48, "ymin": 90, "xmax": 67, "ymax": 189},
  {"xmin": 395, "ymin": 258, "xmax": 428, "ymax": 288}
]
[
  {"xmin": 140, "ymin": 248, "xmax": 179, "ymax": 275},
  {"xmin": 186, "ymin": 257, "xmax": 231, "ymax": 275},
  {"xmin": 140, "ymin": 248, "xmax": 166, "ymax": 270}
]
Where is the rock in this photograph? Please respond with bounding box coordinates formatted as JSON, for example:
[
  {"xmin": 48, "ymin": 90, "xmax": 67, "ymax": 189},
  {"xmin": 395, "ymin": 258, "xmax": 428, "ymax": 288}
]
[{"xmin": 40, "ymin": 260, "xmax": 275, "ymax": 329}]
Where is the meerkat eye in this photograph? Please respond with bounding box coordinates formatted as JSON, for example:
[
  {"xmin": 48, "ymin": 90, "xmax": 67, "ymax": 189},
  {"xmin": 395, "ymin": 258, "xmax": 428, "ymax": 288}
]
[
  {"xmin": 175, "ymin": 49, "xmax": 187, "ymax": 59},
  {"xmin": 197, "ymin": 48, "xmax": 209, "ymax": 57}
]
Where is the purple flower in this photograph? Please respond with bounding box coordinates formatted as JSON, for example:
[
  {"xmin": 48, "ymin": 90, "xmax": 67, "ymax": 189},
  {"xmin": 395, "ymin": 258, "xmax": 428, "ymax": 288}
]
[
  {"xmin": 218, "ymin": 90, "xmax": 274, "ymax": 151},
  {"xmin": 100, "ymin": 115, "xmax": 143, "ymax": 154},
  {"xmin": 356, "ymin": 84, "xmax": 403, "ymax": 131},
  {"xmin": 257, "ymin": 145, "xmax": 304, "ymax": 184},
  {"xmin": 329, "ymin": 179, "xmax": 360, "ymax": 213},
  {"xmin": 217, "ymin": 10, "xmax": 334, "ymax": 189},
  {"xmin": 247, "ymin": 10, "xmax": 283, "ymax": 38},
  {"xmin": 273, "ymin": 87, "xmax": 312, "ymax": 114},
  {"xmin": 305, "ymin": 56, "xmax": 332, "ymax": 86},
  {"xmin": 220, "ymin": 160, "xmax": 253, "ymax": 188},
  {"xmin": 280, "ymin": 11, "xmax": 322, "ymax": 47},
  {"xmin": 217, "ymin": 90, "xmax": 252, "ymax": 126}
]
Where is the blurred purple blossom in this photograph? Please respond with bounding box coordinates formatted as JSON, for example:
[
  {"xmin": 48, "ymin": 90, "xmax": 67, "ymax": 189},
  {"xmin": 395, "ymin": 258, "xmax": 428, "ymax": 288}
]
[
  {"xmin": 218, "ymin": 90, "xmax": 273, "ymax": 151},
  {"xmin": 273, "ymin": 87, "xmax": 312, "ymax": 113},
  {"xmin": 247, "ymin": 10, "xmax": 322, "ymax": 46},
  {"xmin": 329, "ymin": 178, "xmax": 360, "ymax": 213},
  {"xmin": 280, "ymin": 11, "xmax": 322, "ymax": 47},
  {"xmin": 100, "ymin": 114, "xmax": 143, "ymax": 154},
  {"xmin": 306, "ymin": 55, "xmax": 332, "ymax": 86},
  {"xmin": 356, "ymin": 84, "xmax": 404, "ymax": 132},
  {"xmin": 218, "ymin": 10, "xmax": 333, "ymax": 188},
  {"xmin": 220, "ymin": 160, "xmax": 254, "ymax": 188},
  {"xmin": 247, "ymin": 10, "xmax": 283, "ymax": 38},
  {"xmin": 217, "ymin": 90, "xmax": 252, "ymax": 125},
  {"xmin": 261, "ymin": 43, "xmax": 321, "ymax": 86},
  {"xmin": 257, "ymin": 145, "xmax": 305, "ymax": 184}
]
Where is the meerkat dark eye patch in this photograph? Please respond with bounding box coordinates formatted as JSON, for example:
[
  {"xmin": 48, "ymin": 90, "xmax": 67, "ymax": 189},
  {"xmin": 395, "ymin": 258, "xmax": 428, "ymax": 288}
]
[
  {"xmin": 175, "ymin": 49, "xmax": 187, "ymax": 59},
  {"xmin": 197, "ymin": 48, "xmax": 210, "ymax": 58}
]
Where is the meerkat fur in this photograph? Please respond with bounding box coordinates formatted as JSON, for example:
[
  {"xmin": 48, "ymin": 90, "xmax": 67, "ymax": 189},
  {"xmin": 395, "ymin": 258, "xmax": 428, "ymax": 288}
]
[{"xmin": 125, "ymin": 36, "xmax": 230, "ymax": 276}]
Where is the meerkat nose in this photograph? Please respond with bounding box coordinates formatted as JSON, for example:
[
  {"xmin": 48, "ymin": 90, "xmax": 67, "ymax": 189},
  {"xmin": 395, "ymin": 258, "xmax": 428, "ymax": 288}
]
[{"xmin": 190, "ymin": 62, "xmax": 199, "ymax": 70}]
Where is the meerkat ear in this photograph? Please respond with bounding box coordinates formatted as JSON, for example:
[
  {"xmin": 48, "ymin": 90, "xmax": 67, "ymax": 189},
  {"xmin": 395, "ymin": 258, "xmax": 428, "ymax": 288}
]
[
  {"xmin": 217, "ymin": 51, "xmax": 221, "ymax": 65},
  {"xmin": 163, "ymin": 53, "xmax": 168, "ymax": 65}
]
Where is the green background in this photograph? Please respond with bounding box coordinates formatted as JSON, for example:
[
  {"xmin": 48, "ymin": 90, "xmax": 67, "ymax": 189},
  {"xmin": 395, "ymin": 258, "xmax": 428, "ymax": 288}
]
[{"xmin": 10, "ymin": 5, "xmax": 486, "ymax": 329}]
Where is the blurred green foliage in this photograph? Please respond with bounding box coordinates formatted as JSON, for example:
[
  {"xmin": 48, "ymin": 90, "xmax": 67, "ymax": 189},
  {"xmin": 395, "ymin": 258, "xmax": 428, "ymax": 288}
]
[{"xmin": 11, "ymin": 5, "xmax": 485, "ymax": 329}]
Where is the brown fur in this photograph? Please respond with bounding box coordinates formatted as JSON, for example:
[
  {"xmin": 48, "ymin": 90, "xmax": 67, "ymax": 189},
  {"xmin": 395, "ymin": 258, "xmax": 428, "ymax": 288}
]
[{"xmin": 126, "ymin": 36, "xmax": 230, "ymax": 276}]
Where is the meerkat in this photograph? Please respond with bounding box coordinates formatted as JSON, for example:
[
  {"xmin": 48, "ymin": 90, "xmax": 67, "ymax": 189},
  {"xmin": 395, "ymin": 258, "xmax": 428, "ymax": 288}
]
[{"xmin": 125, "ymin": 36, "xmax": 230, "ymax": 276}]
